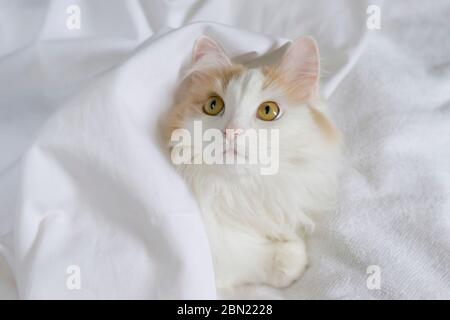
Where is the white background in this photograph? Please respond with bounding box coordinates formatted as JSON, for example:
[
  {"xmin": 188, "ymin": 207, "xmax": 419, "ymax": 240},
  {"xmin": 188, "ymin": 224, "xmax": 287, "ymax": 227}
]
[{"xmin": 1, "ymin": 0, "xmax": 449, "ymax": 299}]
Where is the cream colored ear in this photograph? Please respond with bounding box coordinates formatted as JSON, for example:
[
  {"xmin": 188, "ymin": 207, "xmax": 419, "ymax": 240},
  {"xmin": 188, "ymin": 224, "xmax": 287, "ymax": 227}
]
[
  {"xmin": 278, "ymin": 36, "xmax": 320, "ymax": 90},
  {"xmin": 192, "ymin": 36, "xmax": 231, "ymax": 66}
]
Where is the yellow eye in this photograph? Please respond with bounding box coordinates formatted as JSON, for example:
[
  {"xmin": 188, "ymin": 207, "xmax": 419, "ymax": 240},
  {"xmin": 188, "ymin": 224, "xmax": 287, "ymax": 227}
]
[
  {"xmin": 257, "ymin": 101, "xmax": 280, "ymax": 121},
  {"xmin": 203, "ymin": 96, "xmax": 225, "ymax": 116}
]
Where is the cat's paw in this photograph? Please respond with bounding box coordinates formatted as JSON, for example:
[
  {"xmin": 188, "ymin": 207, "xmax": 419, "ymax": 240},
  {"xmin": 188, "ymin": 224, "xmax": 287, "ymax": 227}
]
[{"xmin": 266, "ymin": 240, "xmax": 308, "ymax": 288}]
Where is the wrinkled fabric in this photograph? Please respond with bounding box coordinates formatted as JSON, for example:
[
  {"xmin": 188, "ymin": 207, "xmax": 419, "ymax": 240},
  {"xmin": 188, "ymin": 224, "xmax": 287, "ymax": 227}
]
[{"xmin": 0, "ymin": 0, "xmax": 449, "ymax": 299}]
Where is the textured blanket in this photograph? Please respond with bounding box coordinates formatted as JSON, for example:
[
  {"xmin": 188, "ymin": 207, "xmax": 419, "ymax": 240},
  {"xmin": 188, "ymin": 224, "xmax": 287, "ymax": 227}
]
[{"xmin": 0, "ymin": 0, "xmax": 449, "ymax": 299}]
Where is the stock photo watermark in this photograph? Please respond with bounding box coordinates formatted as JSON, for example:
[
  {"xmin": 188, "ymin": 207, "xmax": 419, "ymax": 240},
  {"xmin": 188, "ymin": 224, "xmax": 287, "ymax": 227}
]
[
  {"xmin": 66, "ymin": 265, "xmax": 81, "ymax": 290},
  {"xmin": 170, "ymin": 121, "xmax": 280, "ymax": 175},
  {"xmin": 66, "ymin": 4, "xmax": 81, "ymax": 30},
  {"xmin": 366, "ymin": 5, "xmax": 381, "ymax": 30},
  {"xmin": 366, "ymin": 265, "xmax": 381, "ymax": 290}
]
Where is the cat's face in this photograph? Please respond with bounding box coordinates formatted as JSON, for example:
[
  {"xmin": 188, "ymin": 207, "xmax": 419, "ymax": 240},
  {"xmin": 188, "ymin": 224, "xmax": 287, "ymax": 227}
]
[{"xmin": 167, "ymin": 36, "xmax": 341, "ymax": 176}]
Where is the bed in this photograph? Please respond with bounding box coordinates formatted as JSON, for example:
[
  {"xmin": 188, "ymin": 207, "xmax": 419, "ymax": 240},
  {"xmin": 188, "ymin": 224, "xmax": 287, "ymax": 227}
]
[{"xmin": 0, "ymin": 0, "xmax": 449, "ymax": 299}]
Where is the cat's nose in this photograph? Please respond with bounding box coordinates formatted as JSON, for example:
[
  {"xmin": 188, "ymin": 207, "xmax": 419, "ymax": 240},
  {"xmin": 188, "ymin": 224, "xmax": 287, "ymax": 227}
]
[{"xmin": 223, "ymin": 127, "xmax": 243, "ymax": 140}]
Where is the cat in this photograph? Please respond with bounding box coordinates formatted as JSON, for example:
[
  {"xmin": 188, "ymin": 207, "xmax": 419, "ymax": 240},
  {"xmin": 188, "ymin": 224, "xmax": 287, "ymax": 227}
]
[{"xmin": 164, "ymin": 35, "xmax": 342, "ymax": 289}]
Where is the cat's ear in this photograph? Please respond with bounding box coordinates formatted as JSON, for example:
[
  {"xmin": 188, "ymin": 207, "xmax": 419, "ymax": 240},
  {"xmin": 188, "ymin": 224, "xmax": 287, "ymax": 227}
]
[
  {"xmin": 192, "ymin": 36, "xmax": 231, "ymax": 68},
  {"xmin": 275, "ymin": 36, "xmax": 320, "ymax": 97}
]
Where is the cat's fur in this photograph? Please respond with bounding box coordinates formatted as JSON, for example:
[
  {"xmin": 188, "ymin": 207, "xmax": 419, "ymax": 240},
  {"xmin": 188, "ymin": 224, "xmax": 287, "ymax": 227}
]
[{"xmin": 165, "ymin": 36, "xmax": 342, "ymax": 288}]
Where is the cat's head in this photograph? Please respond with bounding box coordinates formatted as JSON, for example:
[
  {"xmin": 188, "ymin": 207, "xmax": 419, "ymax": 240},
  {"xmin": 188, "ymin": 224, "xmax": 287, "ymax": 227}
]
[{"xmin": 166, "ymin": 36, "xmax": 341, "ymax": 177}]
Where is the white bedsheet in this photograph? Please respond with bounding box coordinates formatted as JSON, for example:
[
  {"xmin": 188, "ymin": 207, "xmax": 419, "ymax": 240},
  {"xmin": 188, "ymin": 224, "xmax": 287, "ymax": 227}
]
[{"xmin": 1, "ymin": 0, "xmax": 449, "ymax": 299}]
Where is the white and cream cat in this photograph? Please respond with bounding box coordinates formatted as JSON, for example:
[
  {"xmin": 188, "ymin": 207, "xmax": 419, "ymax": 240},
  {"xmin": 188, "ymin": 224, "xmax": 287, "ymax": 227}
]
[{"xmin": 165, "ymin": 36, "xmax": 342, "ymax": 288}]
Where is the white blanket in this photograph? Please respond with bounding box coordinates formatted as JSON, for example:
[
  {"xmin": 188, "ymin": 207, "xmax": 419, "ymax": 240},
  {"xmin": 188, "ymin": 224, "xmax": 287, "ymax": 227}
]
[{"xmin": 1, "ymin": 0, "xmax": 449, "ymax": 299}]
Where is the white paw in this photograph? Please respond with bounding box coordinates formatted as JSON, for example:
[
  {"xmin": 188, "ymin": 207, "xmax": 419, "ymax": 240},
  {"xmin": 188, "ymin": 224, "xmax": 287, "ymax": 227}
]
[{"xmin": 266, "ymin": 240, "xmax": 308, "ymax": 288}]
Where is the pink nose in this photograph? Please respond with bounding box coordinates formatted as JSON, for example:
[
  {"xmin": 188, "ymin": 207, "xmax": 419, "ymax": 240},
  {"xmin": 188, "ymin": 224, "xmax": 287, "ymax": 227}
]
[{"xmin": 223, "ymin": 127, "xmax": 243, "ymax": 141}]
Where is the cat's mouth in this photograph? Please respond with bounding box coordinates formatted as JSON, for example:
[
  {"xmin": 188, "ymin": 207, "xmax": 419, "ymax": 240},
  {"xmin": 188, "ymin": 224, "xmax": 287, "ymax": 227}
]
[{"xmin": 224, "ymin": 146, "xmax": 248, "ymax": 160}]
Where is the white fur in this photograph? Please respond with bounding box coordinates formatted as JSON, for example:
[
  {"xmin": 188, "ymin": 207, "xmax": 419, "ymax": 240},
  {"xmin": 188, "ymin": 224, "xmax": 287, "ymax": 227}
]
[{"xmin": 174, "ymin": 67, "xmax": 342, "ymax": 288}]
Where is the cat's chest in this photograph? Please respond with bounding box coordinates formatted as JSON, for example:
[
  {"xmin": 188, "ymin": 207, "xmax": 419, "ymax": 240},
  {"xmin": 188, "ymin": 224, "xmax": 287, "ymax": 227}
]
[{"xmin": 193, "ymin": 177, "xmax": 298, "ymax": 221}]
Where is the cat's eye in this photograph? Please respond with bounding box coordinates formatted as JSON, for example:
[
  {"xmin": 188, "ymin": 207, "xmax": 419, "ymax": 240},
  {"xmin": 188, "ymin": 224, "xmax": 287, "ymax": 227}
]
[
  {"xmin": 257, "ymin": 101, "xmax": 280, "ymax": 121},
  {"xmin": 203, "ymin": 96, "xmax": 225, "ymax": 116}
]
